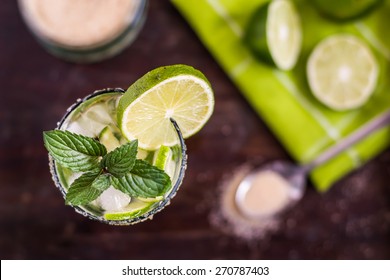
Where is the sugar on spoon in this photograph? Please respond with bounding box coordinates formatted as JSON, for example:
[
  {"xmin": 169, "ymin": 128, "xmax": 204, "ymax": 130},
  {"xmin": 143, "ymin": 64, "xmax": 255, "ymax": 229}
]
[{"xmin": 235, "ymin": 110, "xmax": 390, "ymax": 220}]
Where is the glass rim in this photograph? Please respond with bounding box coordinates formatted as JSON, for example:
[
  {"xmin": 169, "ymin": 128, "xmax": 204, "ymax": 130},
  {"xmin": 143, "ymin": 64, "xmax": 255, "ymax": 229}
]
[
  {"xmin": 49, "ymin": 88, "xmax": 187, "ymax": 225},
  {"xmin": 18, "ymin": 0, "xmax": 149, "ymax": 63}
]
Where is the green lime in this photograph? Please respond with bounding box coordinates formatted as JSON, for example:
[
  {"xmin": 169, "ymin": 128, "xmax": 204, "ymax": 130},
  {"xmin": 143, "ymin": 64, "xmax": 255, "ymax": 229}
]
[
  {"xmin": 152, "ymin": 144, "xmax": 176, "ymax": 179},
  {"xmin": 313, "ymin": 0, "xmax": 383, "ymax": 21},
  {"xmin": 104, "ymin": 198, "xmax": 154, "ymax": 220},
  {"xmin": 137, "ymin": 196, "xmax": 164, "ymax": 203},
  {"xmin": 244, "ymin": 0, "xmax": 302, "ymax": 70},
  {"xmin": 98, "ymin": 126, "xmax": 153, "ymax": 160},
  {"xmin": 307, "ymin": 34, "xmax": 379, "ymax": 111},
  {"xmin": 117, "ymin": 64, "xmax": 214, "ymax": 150},
  {"xmin": 153, "ymin": 145, "xmax": 171, "ymax": 170},
  {"xmin": 98, "ymin": 126, "xmax": 121, "ymax": 152},
  {"xmin": 136, "ymin": 148, "xmax": 150, "ymax": 160}
]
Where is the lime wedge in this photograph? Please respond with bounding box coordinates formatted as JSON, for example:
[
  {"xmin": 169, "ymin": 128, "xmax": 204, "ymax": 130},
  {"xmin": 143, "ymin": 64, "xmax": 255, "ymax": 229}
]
[
  {"xmin": 152, "ymin": 144, "xmax": 176, "ymax": 179},
  {"xmin": 307, "ymin": 34, "xmax": 379, "ymax": 111},
  {"xmin": 136, "ymin": 149, "xmax": 150, "ymax": 160},
  {"xmin": 98, "ymin": 125, "xmax": 150, "ymax": 159},
  {"xmin": 117, "ymin": 64, "xmax": 214, "ymax": 150},
  {"xmin": 313, "ymin": 0, "xmax": 383, "ymax": 21},
  {"xmin": 104, "ymin": 198, "xmax": 154, "ymax": 221},
  {"xmin": 98, "ymin": 126, "xmax": 121, "ymax": 152},
  {"xmin": 137, "ymin": 196, "xmax": 164, "ymax": 203},
  {"xmin": 244, "ymin": 0, "xmax": 302, "ymax": 70},
  {"xmin": 153, "ymin": 145, "xmax": 171, "ymax": 170}
]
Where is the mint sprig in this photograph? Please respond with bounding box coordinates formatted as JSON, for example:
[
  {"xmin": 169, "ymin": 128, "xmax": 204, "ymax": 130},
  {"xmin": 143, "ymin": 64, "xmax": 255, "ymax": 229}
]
[
  {"xmin": 101, "ymin": 140, "xmax": 138, "ymax": 178},
  {"xmin": 43, "ymin": 130, "xmax": 106, "ymax": 172},
  {"xmin": 44, "ymin": 130, "xmax": 172, "ymax": 206},
  {"xmin": 65, "ymin": 172, "xmax": 110, "ymax": 205},
  {"xmin": 111, "ymin": 159, "xmax": 172, "ymax": 198}
]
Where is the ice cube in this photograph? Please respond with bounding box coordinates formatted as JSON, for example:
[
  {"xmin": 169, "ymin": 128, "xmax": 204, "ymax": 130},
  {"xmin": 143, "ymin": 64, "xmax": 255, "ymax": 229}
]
[
  {"xmin": 96, "ymin": 186, "xmax": 131, "ymax": 211},
  {"xmin": 66, "ymin": 120, "xmax": 94, "ymax": 137},
  {"xmin": 65, "ymin": 103, "xmax": 114, "ymax": 137},
  {"xmin": 105, "ymin": 97, "xmax": 120, "ymax": 117},
  {"xmin": 67, "ymin": 172, "xmax": 82, "ymax": 185},
  {"xmin": 85, "ymin": 103, "xmax": 113, "ymax": 125}
]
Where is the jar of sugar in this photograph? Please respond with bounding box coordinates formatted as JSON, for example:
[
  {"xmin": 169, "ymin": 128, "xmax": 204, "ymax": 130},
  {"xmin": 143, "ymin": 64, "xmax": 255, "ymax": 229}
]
[{"xmin": 18, "ymin": 0, "xmax": 148, "ymax": 63}]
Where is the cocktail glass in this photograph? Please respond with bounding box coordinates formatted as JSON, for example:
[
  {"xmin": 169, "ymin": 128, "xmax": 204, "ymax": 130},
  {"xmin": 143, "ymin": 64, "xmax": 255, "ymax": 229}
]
[{"xmin": 48, "ymin": 88, "xmax": 187, "ymax": 225}]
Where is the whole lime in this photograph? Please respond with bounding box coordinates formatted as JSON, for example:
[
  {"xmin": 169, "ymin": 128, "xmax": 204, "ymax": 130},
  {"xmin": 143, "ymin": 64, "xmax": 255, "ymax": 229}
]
[{"xmin": 313, "ymin": 0, "xmax": 383, "ymax": 21}]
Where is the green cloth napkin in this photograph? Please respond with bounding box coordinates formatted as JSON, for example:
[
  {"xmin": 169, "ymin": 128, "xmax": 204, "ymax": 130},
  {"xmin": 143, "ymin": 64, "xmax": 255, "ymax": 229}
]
[{"xmin": 172, "ymin": 0, "xmax": 390, "ymax": 191}]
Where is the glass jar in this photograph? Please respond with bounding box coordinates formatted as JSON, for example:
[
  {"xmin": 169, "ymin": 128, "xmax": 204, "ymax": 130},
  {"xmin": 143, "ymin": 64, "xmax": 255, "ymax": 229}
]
[{"xmin": 18, "ymin": 0, "xmax": 148, "ymax": 63}]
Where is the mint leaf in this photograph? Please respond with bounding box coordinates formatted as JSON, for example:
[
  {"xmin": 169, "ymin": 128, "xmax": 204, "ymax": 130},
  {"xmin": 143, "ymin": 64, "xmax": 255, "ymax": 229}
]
[
  {"xmin": 110, "ymin": 159, "xmax": 171, "ymax": 198},
  {"xmin": 101, "ymin": 140, "xmax": 138, "ymax": 178},
  {"xmin": 43, "ymin": 130, "xmax": 107, "ymax": 172},
  {"xmin": 65, "ymin": 172, "xmax": 110, "ymax": 206},
  {"xmin": 91, "ymin": 173, "xmax": 111, "ymax": 191}
]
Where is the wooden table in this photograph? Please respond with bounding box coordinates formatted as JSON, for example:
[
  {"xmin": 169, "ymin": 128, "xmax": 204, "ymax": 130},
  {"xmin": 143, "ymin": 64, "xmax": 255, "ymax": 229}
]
[{"xmin": 1, "ymin": 0, "xmax": 389, "ymax": 259}]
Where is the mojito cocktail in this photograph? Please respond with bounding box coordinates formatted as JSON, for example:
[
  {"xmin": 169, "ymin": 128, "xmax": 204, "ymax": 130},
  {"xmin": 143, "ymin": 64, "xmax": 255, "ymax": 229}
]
[{"xmin": 44, "ymin": 65, "xmax": 214, "ymax": 225}]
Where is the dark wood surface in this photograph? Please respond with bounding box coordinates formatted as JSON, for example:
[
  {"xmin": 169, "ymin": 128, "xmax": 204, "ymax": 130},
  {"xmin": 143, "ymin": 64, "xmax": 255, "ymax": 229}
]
[{"xmin": 1, "ymin": 0, "xmax": 389, "ymax": 260}]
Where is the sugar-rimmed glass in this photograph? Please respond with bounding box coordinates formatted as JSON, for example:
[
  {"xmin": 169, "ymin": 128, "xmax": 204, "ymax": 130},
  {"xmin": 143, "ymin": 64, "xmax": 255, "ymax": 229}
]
[{"xmin": 49, "ymin": 88, "xmax": 187, "ymax": 225}]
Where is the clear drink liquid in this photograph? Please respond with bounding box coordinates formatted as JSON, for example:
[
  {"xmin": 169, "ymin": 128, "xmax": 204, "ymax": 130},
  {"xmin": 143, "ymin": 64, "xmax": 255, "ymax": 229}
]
[{"xmin": 50, "ymin": 89, "xmax": 186, "ymax": 225}]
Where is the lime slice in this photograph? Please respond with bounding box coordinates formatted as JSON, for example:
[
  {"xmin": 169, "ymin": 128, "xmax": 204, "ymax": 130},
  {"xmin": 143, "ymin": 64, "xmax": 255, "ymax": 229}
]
[
  {"xmin": 98, "ymin": 126, "xmax": 121, "ymax": 152},
  {"xmin": 136, "ymin": 146, "xmax": 169, "ymax": 201},
  {"xmin": 117, "ymin": 64, "xmax": 214, "ymax": 150},
  {"xmin": 137, "ymin": 196, "xmax": 164, "ymax": 203},
  {"xmin": 136, "ymin": 149, "xmax": 150, "ymax": 160},
  {"xmin": 313, "ymin": 0, "xmax": 383, "ymax": 21},
  {"xmin": 307, "ymin": 34, "xmax": 378, "ymax": 111},
  {"xmin": 153, "ymin": 145, "xmax": 171, "ymax": 170},
  {"xmin": 244, "ymin": 0, "xmax": 302, "ymax": 70},
  {"xmin": 98, "ymin": 125, "xmax": 151, "ymax": 159},
  {"xmin": 104, "ymin": 198, "xmax": 154, "ymax": 220},
  {"xmin": 153, "ymin": 145, "xmax": 176, "ymax": 178}
]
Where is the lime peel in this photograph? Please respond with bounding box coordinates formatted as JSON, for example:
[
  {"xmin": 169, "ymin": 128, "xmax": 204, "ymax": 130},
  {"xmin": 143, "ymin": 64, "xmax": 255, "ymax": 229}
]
[
  {"xmin": 137, "ymin": 196, "xmax": 164, "ymax": 202},
  {"xmin": 244, "ymin": 0, "xmax": 302, "ymax": 70},
  {"xmin": 104, "ymin": 199, "xmax": 154, "ymax": 220},
  {"xmin": 153, "ymin": 145, "xmax": 171, "ymax": 171},
  {"xmin": 98, "ymin": 126, "xmax": 121, "ymax": 152},
  {"xmin": 313, "ymin": 0, "xmax": 383, "ymax": 21}
]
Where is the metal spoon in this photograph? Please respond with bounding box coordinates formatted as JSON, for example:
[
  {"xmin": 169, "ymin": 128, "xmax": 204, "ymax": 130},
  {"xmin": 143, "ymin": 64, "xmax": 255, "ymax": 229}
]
[{"xmin": 235, "ymin": 110, "xmax": 390, "ymax": 219}]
